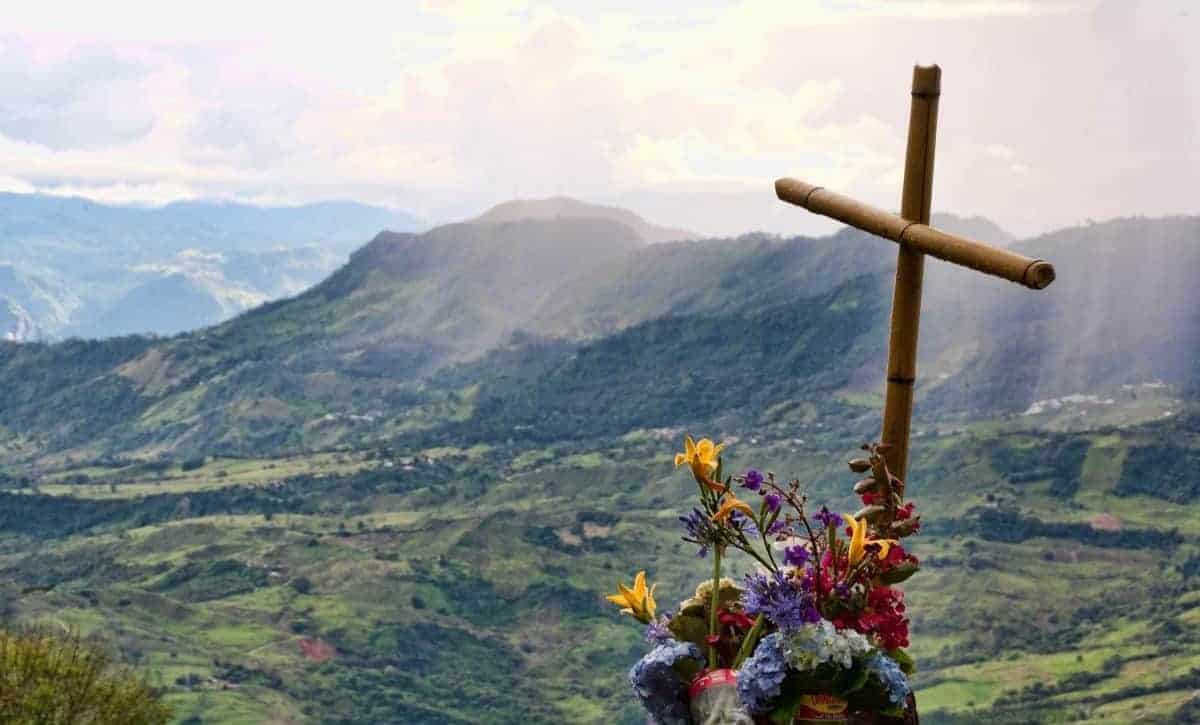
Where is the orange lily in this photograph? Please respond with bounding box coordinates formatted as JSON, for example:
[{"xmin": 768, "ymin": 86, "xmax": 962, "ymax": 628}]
[
  {"xmin": 674, "ymin": 435, "xmax": 725, "ymax": 489},
  {"xmin": 606, "ymin": 570, "xmax": 657, "ymax": 624},
  {"xmin": 712, "ymin": 494, "xmax": 756, "ymax": 525},
  {"xmin": 843, "ymin": 513, "xmax": 898, "ymax": 565}
]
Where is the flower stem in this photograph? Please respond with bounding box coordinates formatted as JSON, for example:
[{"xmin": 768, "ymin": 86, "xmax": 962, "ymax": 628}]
[
  {"xmin": 732, "ymin": 613, "xmax": 765, "ymax": 669},
  {"xmin": 708, "ymin": 545, "xmax": 722, "ymax": 669}
]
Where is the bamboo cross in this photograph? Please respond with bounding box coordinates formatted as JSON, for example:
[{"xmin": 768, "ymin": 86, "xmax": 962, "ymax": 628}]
[{"xmin": 775, "ymin": 65, "xmax": 1056, "ymax": 480}]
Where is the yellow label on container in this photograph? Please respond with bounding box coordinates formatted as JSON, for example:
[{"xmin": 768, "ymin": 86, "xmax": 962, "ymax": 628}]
[{"xmin": 795, "ymin": 693, "xmax": 849, "ymax": 722}]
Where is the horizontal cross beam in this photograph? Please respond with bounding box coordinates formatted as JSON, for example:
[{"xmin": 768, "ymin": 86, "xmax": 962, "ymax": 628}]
[{"xmin": 774, "ymin": 178, "xmax": 1056, "ymax": 290}]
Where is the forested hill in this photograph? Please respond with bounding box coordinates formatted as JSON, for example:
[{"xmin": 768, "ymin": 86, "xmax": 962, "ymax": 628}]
[{"xmin": 0, "ymin": 213, "xmax": 1197, "ymax": 469}]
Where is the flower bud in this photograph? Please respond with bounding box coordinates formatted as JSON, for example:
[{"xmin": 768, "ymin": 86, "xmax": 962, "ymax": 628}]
[
  {"xmin": 848, "ymin": 458, "xmax": 872, "ymax": 473},
  {"xmin": 853, "ymin": 478, "xmax": 879, "ymax": 494},
  {"xmin": 853, "ymin": 504, "xmax": 887, "ymax": 521},
  {"xmin": 890, "ymin": 517, "xmax": 921, "ymax": 537}
]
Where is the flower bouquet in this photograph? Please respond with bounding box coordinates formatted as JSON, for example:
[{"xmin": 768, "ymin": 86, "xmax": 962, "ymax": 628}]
[{"xmin": 608, "ymin": 437, "xmax": 921, "ymax": 724}]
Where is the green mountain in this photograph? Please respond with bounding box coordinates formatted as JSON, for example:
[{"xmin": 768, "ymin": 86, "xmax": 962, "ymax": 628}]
[
  {"xmin": 2, "ymin": 213, "xmax": 1197, "ymax": 463},
  {"xmin": 924, "ymin": 216, "xmax": 1200, "ymax": 416},
  {"xmin": 0, "ymin": 209, "xmax": 1197, "ymax": 723}
]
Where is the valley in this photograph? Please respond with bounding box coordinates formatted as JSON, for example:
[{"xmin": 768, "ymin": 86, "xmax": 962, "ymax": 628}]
[{"xmin": 0, "ymin": 203, "xmax": 1198, "ymax": 723}]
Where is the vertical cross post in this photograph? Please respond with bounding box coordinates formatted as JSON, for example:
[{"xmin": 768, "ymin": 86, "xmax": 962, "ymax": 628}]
[{"xmin": 881, "ymin": 65, "xmax": 941, "ymax": 481}]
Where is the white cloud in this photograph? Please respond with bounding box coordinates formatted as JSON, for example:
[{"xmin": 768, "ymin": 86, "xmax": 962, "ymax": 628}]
[
  {"xmin": 0, "ymin": 175, "xmax": 36, "ymax": 194},
  {"xmin": 0, "ymin": 0, "xmax": 1192, "ymax": 239}
]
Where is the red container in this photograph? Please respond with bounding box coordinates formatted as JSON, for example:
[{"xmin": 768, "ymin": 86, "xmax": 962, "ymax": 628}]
[{"xmin": 689, "ymin": 669, "xmax": 741, "ymax": 723}]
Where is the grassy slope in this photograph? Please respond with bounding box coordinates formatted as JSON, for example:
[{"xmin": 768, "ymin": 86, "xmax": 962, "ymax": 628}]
[{"xmin": 1, "ymin": 410, "xmax": 1197, "ymax": 724}]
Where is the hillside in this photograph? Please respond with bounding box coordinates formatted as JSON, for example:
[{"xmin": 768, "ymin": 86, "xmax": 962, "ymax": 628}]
[
  {"xmin": 0, "ymin": 406, "xmax": 1196, "ymax": 723},
  {"xmin": 924, "ymin": 216, "xmax": 1200, "ymax": 415},
  {"xmin": 0, "ymin": 215, "xmax": 651, "ymax": 461},
  {"xmin": 0, "ymin": 210, "xmax": 1198, "ymax": 723},
  {"xmin": 0, "ymin": 214, "xmax": 1196, "ymax": 468}
]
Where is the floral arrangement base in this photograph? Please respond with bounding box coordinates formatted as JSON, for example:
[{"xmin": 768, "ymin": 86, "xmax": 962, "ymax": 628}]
[
  {"xmin": 794, "ymin": 693, "xmax": 849, "ymax": 722},
  {"xmin": 690, "ymin": 670, "xmax": 753, "ymax": 724},
  {"xmin": 846, "ymin": 694, "xmax": 919, "ymax": 725}
]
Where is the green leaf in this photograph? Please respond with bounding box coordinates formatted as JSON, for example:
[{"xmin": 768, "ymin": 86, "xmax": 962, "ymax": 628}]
[
  {"xmin": 832, "ymin": 662, "xmax": 869, "ymax": 696},
  {"xmin": 668, "ymin": 614, "xmax": 709, "ymax": 651},
  {"xmin": 888, "ymin": 648, "xmax": 917, "ymax": 676},
  {"xmin": 767, "ymin": 676, "xmax": 806, "ymax": 723},
  {"xmin": 672, "ymin": 656, "xmax": 703, "ymax": 683},
  {"xmin": 768, "ymin": 701, "xmax": 800, "ymax": 724},
  {"xmin": 878, "ymin": 561, "xmax": 919, "ymax": 585}
]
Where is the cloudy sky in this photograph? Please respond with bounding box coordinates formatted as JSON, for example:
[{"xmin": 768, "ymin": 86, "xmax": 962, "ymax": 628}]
[{"xmin": 1, "ymin": 0, "xmax": 1196, "ymax": 237}]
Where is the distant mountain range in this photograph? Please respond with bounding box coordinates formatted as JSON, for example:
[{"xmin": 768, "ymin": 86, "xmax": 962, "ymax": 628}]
[
  {"xmin": 0, "ymin": 197, "xmax": 1195, "ymax": 466},
  {"xmin": 0, "ymin": 194, "xmax": 425, "ymax": 341}
]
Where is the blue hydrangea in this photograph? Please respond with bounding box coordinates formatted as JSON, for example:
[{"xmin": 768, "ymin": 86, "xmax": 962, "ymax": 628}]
[
  {"xmin": 864, "ymin": 652, "xmax": 912, "ymax": 706},
  {"xmin": 629, "ymin": 640, "xmax": 703, "ymax": 725},
  {"xmin": 736, "ymin": 632, "xmax": 789, "ymax": 714},
  {"xmin": 782, "ymin": 620, "xmax": 873, "ymax": 672}
]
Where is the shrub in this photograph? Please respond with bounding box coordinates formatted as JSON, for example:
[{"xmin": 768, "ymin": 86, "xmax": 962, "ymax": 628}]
[
  {"xmin": 181, "ymin": 457, "xmax": 206, "ymax": 472},
  {"xmin": 0, "ymin": 628, "xmax": 172, "ymax": 724}
]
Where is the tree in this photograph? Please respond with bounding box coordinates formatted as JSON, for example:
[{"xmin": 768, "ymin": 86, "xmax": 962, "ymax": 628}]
[{"xmin": 0, "ymin": 628, "xmax": 172, "ymax": 724}]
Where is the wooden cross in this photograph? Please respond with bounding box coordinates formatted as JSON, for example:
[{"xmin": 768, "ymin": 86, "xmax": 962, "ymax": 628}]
[{"xmin": 775, "ymin": 65, "xmax": 1056, "ymax": 480}]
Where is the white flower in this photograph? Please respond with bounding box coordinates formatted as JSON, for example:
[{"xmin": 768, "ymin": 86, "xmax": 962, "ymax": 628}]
[{"xmin": 782, "ymin": 620, "xmax": 874, "ymax": 672}]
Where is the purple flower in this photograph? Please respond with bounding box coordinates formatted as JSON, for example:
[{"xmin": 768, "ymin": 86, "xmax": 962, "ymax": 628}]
[
  {"xmin": 730, "ymin": 510, "xmax": 758, "ymax": 537},
  {"xmin": 740, "ymin": 571, "xmax": 820, "ymax": 634},
  {"xmin": 680, "ymin": 508, "xmax": 721, "ymax": 556},
  {"xmin": 784, "ymin": 544, "xmax": 810, "ymax": 567},
  {"xmin": 766, "ymin": 519, "xmax": 790, "ymax": 536},
  {"xmin": 833, "ymin": 582, "xmax": 851, "ymax": 599},
  {"xmin": 742, "ymin": 469, "xmax": 763, "ymax": 491},
  {"xmin": 814, "ymin": 506, "xmax": 841, "ymax": 529},
  {"xmin": 764, "ymin": 493, "xmax": 782, "ymax": 513},
  {"xmin": 644, "ymin": 614, "xmax": 674, "ymax": 644}
]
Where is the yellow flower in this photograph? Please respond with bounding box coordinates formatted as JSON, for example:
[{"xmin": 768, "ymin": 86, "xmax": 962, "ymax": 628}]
[
  {"xmin": 712, "ymin": 494, "xmax": 755, "ymax": 525},
  {"xmin": 606, "ymin": 570, "xmax": 658, "ymax": 624},
  {"xmin": 843, "ymin": 514, "xmax": 898, "ymax": 566},
  {"xmin": 674, "ymin": 435, "xmax": 725, "ymax": 487}
]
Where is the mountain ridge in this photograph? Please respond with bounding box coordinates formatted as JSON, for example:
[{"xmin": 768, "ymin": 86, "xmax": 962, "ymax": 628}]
[
  {"xmin": 472, "ymin": 196, "xmax": 695, "ymax": 243},
  {"xmin": 0, "ymin": 212, "xmax": 1195, "ymax": 466}
]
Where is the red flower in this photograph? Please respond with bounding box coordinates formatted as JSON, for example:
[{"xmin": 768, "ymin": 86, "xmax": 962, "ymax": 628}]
[
  {"xmin": 718, "ymin": 609, "xmax": 755, "ymax": 630},
  {"xmin": 860, "ymin": 492, "xmax": 881, "ymax": 506},
  {"xmin": 896, "ymin": 502, "xmax": 916, "ymax": 521},
  {"xmin": 881, "ymin": 544, "xmax": 907, "ymax": 567},
  {"xmin": 840, "ymin": 586, "xmax": 910, "ymax": 650}
]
